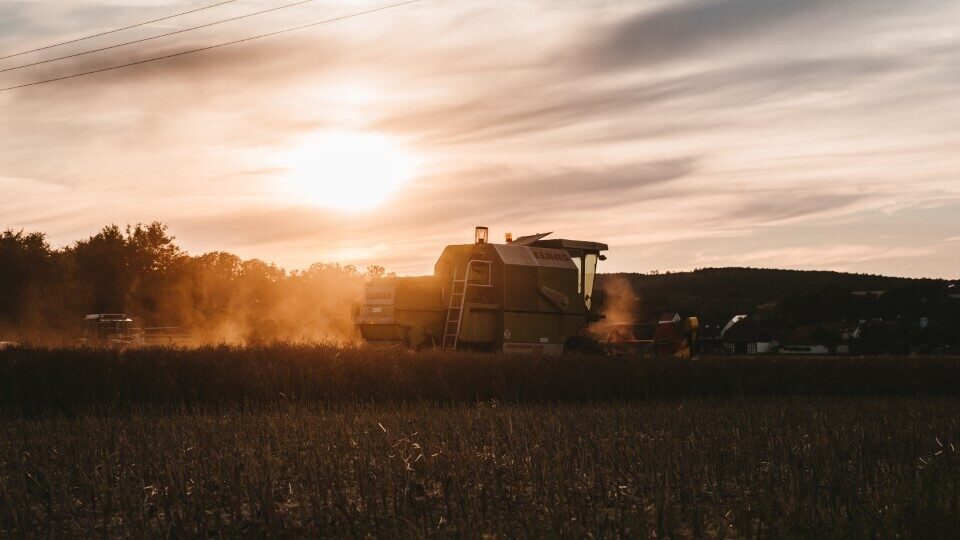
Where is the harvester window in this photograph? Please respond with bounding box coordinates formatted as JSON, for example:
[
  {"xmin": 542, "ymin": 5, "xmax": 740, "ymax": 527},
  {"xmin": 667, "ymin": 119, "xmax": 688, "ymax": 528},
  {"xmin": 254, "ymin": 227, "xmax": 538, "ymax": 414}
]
[
  {"xmin": 572, "ymin": 257, "xmax": 583, "ymax": 294},
  {"xmin": 583, "ymin": 253, "xmax": 598, "ymax": 309},
  {"xmin": 468, "ymin": 261, "xmax": 492, "ymax": 286}
]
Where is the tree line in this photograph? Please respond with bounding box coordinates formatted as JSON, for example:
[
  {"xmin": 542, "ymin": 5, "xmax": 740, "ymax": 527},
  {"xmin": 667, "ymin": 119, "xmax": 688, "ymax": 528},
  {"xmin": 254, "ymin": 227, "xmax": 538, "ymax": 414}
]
[{"xmin": 0, "ymin": 223, "xmax": 383, "ymax": 343}]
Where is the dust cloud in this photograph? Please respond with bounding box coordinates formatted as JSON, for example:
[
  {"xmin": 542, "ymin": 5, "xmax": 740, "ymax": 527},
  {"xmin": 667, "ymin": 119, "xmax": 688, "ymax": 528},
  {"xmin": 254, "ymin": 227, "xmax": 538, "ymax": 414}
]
[
  {"xmin": 1, "ymin": 266, "xmax": 367, "ymax": 346},
  {"xmin": 586, "ymin": 276, "xmax": 641, "ymax": 343},
  {"xmin": 164, "ymin": 263, "xmax": 367, "ymax": 345},
  {"xmin": 596, "ymin": 276, "xmax": 640, "ymax": 324},
  {"xmin": 0, "ymin": 224, "xmax": 373, "ymax": 346}
]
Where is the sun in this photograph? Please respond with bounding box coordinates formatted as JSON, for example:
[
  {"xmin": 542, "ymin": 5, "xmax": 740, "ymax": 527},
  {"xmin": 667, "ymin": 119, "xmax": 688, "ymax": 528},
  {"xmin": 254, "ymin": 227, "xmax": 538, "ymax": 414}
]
[{"xmin": 277, "ymin": 131, "xmax": 418, "ymax": 211}]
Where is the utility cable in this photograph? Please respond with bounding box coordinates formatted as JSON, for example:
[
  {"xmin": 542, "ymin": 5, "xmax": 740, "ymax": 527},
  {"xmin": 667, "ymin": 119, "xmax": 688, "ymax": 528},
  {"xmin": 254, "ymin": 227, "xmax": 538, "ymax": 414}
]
[
  {"xmin": 1, "ymin": 0, "xmax": 320, "ymax": 74},
  {"xmin": 0, "ymin": 0, "xmax": 421, "ymax": 92},
  {"xmin": 0, "ymin": 0, "xmax": 239, "ymax": 61}
]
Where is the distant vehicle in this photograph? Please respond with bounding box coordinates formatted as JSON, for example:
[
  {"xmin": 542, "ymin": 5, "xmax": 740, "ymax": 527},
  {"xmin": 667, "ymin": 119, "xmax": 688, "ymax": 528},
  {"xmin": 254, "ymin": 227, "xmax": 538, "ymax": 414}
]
[
  {"xmin": 80, "ymin": 314, "xmax": 144, "ymax": 347},
  {"xmin": 590, "ymin": 313, "xmax": 700, "ymax": 358}
]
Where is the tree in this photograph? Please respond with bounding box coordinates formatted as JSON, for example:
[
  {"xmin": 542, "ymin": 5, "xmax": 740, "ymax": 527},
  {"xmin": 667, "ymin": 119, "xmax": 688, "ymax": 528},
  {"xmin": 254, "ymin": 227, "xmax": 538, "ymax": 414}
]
[
  {"xmin": 365, "ymin": 265, "xmax": 387, "ymax": 279},
  {"xmin": 70, "ymin": 225, "xmax": 131, "ymax": 313},
  {"xmin": 0, "ymin": 229, "xmax": 54, "ymax": 332}
]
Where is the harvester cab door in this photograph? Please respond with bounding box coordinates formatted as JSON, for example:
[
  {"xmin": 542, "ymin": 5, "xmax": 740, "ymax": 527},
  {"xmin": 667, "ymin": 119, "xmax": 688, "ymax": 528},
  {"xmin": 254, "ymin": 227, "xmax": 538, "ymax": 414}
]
[
  {"xmin": 568, "ymin": 251, "xmax": 600, "ymax": 310},
  {"xmin": 582, "ymin": 253, "xmax": 599, "ymax": 310}
]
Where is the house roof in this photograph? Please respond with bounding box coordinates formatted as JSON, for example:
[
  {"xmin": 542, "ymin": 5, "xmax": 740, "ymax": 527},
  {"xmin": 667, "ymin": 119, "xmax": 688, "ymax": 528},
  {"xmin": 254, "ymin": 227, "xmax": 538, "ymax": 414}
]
[
  {"xmin": 659, "ymin": 312, "xmax": 680, "ymax": 324},
  {"xmin": 721, "ymin": 316, "xmax": 772, "ymax": 343}
]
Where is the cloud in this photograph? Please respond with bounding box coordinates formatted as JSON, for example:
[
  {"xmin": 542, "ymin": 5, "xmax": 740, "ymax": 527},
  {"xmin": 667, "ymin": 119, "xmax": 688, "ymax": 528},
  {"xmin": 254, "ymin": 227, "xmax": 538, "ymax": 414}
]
[
  {"xmin": 572, "ymin": 0, "xmax": 940, "ymax": 72},
  {"xmin": 170, "ymin": 157, "xmax": 697, "ymax": 248},
  {"xmin": 577, "ymin": 0, "xmax": 828, "ymax": 70},
  {"xmin": 2, "ymin": 0, "xmax": 960, "ymax": 278},
  {"xmin": 417, "ymin": 158, "xmax": 697, "ymax": 206},
  {"xmin": 0, "ymin": 8, "xmax": 33, "ymax": 41},
  {"xmin": 369, "ymin": 51, "xmax": 912, "ymax": 153},
  {"xmin": 718, "ymin": 192, "xmax": 868, "ymax": 226},
  {"xmin": 695, "ymin": 244, "xmax": 939, "ymax": 270}
]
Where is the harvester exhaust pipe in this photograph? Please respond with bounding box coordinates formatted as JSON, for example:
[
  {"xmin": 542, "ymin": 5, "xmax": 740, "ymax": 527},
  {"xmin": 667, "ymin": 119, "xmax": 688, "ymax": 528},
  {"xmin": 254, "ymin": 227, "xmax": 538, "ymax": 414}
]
[{"xmin": 475, "ymin": 226, "xmax": 489, "ymax": 244}]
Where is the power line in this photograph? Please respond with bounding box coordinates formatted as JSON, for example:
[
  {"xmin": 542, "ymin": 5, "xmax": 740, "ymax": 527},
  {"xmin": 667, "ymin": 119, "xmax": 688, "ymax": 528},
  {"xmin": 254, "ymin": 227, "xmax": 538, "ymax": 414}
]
[
  {"xmin": 0, "ymin": 0, "xmax": 239, "ymax": 61},
  {"xmin": 2, "ymin": 0, "xmax": 318, "ymax": 74},
  {"xmin": 0, "ymin": 0, "xmax": 421, "ymax": 93}
]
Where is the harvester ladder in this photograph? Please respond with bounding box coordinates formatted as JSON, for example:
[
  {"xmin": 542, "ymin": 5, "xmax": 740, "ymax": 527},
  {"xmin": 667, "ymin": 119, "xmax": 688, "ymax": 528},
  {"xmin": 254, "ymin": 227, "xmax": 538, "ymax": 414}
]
[
  {"xmin": 442, "ymin": 267, "xmax": 468, "ymax": 350},
  {"xmin": 442, "ymin": 260, "xmax": 492, "ymax": 350}
]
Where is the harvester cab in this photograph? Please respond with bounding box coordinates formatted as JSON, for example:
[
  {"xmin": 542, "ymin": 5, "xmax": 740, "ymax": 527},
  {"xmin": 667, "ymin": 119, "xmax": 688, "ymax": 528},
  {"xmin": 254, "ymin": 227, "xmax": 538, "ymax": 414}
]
[
  {"xmin": 508, "ymin": 232, "xmax": 608, "ymax": 311},
  {"xmin": 355, "ymin": 227, "xmax": 608, "ymax": 354}
]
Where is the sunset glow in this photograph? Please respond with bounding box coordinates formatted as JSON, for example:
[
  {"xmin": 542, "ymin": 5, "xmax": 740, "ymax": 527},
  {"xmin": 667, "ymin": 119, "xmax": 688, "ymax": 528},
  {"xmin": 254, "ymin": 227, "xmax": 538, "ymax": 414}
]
[
  {"xmin": 276, "ymin": 131, "xmax": 418, "ymax": 211},
  {"xmin": 1, "ymin": 1, "xmax": 958, "ymax": 277}
]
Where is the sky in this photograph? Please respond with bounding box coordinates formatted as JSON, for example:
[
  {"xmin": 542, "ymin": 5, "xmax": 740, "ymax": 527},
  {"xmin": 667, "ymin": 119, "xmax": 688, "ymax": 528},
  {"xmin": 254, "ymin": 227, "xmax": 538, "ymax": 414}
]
[{"xmin": 1, "ymin": 0, "xmax": 959, "ymax": 278}]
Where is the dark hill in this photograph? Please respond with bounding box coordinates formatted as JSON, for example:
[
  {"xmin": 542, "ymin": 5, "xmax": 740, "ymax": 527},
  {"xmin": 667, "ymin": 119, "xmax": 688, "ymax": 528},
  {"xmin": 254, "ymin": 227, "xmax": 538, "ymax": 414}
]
[{"xmin": 596, "ymin": 268, "xmax": 957, "ymax": 336}]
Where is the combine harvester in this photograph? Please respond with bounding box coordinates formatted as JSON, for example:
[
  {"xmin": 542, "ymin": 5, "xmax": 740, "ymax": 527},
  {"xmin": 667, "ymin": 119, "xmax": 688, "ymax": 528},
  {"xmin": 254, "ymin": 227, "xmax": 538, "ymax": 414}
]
[
  {"xmin": 80, "ymin": 314, "xmax": 143, "ymax": 347},
  {"xmin": 355, "ymin": 227, "xmax": 695, "ymax": 356},
  {"xmin": 79, "ymin": 314, "xmax": 196, "ymax": 347}
]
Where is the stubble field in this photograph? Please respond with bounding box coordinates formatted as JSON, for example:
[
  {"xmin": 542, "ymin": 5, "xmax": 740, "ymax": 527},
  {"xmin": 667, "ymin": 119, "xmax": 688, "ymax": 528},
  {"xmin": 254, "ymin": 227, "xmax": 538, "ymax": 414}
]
[{"xmin": 2, "ymin": 345, "xmax": 959, "ymax": 537}]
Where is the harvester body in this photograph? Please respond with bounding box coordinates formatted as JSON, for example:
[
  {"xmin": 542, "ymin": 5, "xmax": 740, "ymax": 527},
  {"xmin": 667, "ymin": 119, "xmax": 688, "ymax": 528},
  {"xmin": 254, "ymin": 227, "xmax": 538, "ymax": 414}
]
[
  {"xmin": 80, "ymin": 314, "xmax": 195, "ymax": 347},
  {"xmin": 80, "ymin": 313, "xmax": 144, "ymax": 347},
  {"xmin": 355, "ymin": 230, "xmax": 607, "ymax": 354}
]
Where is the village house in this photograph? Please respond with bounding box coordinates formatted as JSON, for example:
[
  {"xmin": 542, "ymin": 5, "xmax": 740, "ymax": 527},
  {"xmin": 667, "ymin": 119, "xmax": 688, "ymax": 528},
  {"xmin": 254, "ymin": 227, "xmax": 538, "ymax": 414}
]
[{"xmin": 720, "ymin": 315, "xmax": 776, "ymax": 354}]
